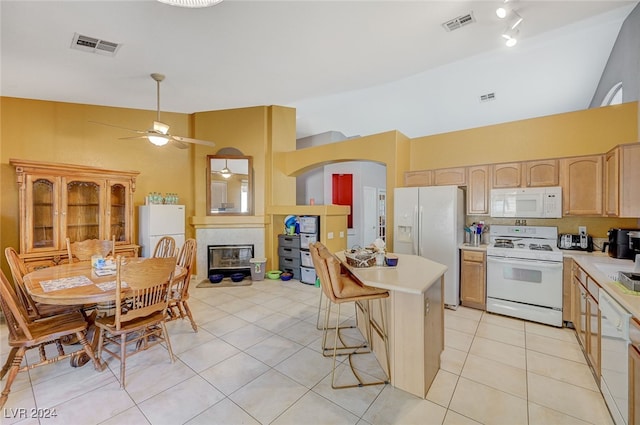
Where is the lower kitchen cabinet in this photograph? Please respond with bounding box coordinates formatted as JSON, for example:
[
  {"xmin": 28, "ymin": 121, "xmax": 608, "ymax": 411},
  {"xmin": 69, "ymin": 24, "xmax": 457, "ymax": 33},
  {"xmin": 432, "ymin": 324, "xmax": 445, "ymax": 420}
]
[
  {"xmin": 630, "ymin": 318, "xmax": 640, "ymax": 425},
  {"xmin": 460, "ymin": 249, "xmax": 486, "ymax": 310},
  {"xmin": 572, "ymin": 263, "xmax": 601, "ymax": 379}
]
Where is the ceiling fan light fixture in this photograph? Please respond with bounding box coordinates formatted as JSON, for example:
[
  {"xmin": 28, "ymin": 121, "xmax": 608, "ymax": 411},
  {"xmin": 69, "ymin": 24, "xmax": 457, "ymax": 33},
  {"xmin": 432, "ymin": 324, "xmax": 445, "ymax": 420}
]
[
  {"xmin": 157, "ymin": 0, "xmax": 223, "ymax": 8},
  {"xmin": 220, "ymin": 167, "xmax": 232, "ymax": 179},
  {"xmin": 148, "ymin": 134, "xmax": 170, "ymax": 146}
]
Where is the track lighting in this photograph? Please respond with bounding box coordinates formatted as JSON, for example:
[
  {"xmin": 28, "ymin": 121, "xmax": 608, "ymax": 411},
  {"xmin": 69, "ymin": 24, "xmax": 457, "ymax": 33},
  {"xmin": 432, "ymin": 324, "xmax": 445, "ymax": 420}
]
[
  {"xmin": 496, "ymin": 1, "xmax": 523, "ymax": 47},
  {"xmin": 502, "ymin": 28, "xmax": 519, "ymax": 47},
  {"xmin": 496, "ymin": 1, "xmax": 511, "ymax": 19}
]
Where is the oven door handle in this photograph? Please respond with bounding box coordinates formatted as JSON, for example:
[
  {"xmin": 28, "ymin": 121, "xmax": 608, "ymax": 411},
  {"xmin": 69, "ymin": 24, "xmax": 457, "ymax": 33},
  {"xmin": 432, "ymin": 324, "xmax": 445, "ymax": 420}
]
[{"xmin": 487, "ymin": 256, "xmax": 563, "ymax": 269}]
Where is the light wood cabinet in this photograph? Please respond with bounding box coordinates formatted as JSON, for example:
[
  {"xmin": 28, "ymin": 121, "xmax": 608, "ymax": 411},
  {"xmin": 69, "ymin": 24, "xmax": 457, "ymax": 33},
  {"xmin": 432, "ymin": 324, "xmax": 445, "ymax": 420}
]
[
  {"xmin": 562, "ymin": 257, "xmax": 573, "ymax": 323},
  {"xmin": 560, "ymin": 155, "xmax": 603, "ymax": 216},
  {"xmin": 388, "ymin": 277, "xmax": 443, "ymax": 398},
  {"xmin": 630, "ymin": 318, "xmax": 640, "ymax": 425},
  {"xmin": 404, "ymin": 170, "xmax": 433, "ymax": 187},
  {"xmin": 492, "ymin": 163, "xmax": 521, "ymax": 188},
  {"xmin": 460, "ymin": 249, "xmax": 486, "ymax": 310},
  {"xmin": 524, "ymin": 159, "xmax": 559, "ymax": 187},
  {"xmin": 572, "ymin": 263, "xmax": 600, "ymax": 379},
  {"xmin": 11, "ymin": 159, "xmax": 140, "ymax": 271},
  {"xmin": 466, "ymin": 165, "xmax": 490, "ymax": 215},
  {"xmin": 433, "ymin": 167, "xmax": 466, "ymax": 186},
  {"xmin": 605, "ymin": 143, "xmax": 640, "ymax": 217}
]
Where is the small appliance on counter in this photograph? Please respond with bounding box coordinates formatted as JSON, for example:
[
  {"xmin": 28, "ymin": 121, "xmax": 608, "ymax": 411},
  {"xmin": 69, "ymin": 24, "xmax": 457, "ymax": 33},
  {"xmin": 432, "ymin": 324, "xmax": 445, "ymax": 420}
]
[
  {"xmin": 602, "ymin": 228, "xmax": 640, "ymax": 260},
  {"xmin": 557, "ymin": 233, "xmax": 593, "ymax": 252}
]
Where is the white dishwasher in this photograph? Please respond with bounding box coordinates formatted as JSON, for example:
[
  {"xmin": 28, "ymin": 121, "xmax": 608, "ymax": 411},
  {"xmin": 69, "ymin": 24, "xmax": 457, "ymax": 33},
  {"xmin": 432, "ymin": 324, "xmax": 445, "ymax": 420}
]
[{"xmin": 599, "ymin": 291, "xmax": 631, "ymax": 425}]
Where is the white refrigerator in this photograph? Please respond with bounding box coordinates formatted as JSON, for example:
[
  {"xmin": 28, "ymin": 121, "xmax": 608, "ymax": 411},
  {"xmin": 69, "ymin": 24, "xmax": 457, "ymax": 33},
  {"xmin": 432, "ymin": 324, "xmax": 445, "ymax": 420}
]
[
  {"xmin": 393, "ymin": 186, "xmax": 464, "ymax": 307},
  {"xmin": 138, "ymin": 204, "xmax": 186, "ymax": 257}
]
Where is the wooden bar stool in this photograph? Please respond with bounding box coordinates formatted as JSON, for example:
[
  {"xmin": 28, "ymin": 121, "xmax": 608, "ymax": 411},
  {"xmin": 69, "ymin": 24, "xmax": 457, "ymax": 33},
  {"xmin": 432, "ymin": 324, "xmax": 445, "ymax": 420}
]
[{"xmin": 310, "ymin": 242, "xmax": 390, "ymax": 389}]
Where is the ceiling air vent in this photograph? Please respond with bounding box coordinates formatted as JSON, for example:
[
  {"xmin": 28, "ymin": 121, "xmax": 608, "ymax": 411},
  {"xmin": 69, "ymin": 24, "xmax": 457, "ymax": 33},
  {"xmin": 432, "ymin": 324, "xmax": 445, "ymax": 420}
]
[
  {"xmin": 480, "ymin": 92, "xmax": 496, "ymax": 102},
  {"xmin": 442, "ymin": 12, "xmax": 476, "ymax": 32},
  {"xmin": 71, "ymin": 33, "xmax": 121, "ymax": 57}
]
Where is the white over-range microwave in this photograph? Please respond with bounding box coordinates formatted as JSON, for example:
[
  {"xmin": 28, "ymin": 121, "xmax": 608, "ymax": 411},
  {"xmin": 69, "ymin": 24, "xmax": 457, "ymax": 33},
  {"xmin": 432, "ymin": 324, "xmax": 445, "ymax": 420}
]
[{"xmin": 490, "ymin": 187, "xmax": 562, "ymax": 218}]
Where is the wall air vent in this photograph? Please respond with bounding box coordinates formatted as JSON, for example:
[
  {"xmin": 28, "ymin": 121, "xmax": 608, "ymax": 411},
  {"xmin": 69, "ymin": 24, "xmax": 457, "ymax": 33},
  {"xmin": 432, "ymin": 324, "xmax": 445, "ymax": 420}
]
[
  {"xmin": 442, "ymin": 12, "xmax": 476, "ymax": 32},
  {"xmin": 71, "ymin": 33, "xmax": 121, "ymax": 57},
  {"xmin": 480, "ymin": 92, "xmax": 496, "ymax": 102}
]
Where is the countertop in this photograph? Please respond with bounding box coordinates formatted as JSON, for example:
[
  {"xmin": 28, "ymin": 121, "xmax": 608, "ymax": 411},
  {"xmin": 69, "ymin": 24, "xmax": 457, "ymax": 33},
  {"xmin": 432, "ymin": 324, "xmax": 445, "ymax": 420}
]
[
  {"xmin": 459, "ymin": 243, "xmax": 489, "ymax": 252},
  {"xmin": 563, "ymin": 250, "xmax": 640, "ymax": 319},
  {"xmin": 336, "ymin": 252, "xmax": 447, "ymax": 295}
]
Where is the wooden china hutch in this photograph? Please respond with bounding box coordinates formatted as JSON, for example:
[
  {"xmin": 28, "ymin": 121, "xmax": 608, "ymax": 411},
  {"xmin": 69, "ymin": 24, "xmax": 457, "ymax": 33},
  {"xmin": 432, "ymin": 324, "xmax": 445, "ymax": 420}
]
[{"xmin": 11, "ymin": 159, "xmax": 140, "ymax": 272}]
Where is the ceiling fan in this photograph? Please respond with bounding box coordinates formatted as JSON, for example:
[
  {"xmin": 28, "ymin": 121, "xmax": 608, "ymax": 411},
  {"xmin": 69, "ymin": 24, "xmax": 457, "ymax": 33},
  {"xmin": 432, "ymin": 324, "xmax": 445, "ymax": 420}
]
[
  {"xmin": 212, "ymin": 159, "xmax": 233, "ymax": 179},
  {"xmin": 91, "ymin": 73, "xmax": 215, "ymax": 149}
]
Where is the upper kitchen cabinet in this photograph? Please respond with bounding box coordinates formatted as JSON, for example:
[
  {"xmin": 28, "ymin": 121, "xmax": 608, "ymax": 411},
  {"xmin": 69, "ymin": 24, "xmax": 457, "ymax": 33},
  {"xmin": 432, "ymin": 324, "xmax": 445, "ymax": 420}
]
[
  {"xmin": 492, "ymin": 160, "xmax": 558, "ymax": 188},
  {"xmin": 492, "ymin": 163, "xmax": 521, "ymax": 188},
  {"xmin": 605, "ymin": 143, "xmax": 640, "ymax": 217},
  {"xmin": 11, "ymin": 159, "xmax": 139, "ymax": 270},
  {"xmin": 467, "ymin": 165, "xmax": 490, "ymax": 215},
  {"xmin": 404, "ymin": 170, "xmax": 433, "ymax": 187},
  {"xmin": 433, "ymin": 167, "xmax": 466, "ymax": 186},
  {"xmin": 524, "ymin": 159, "xmax": 559, "ymax": 187},
  {"xmin": 560, "ymin": 155, "xmax": 603, "ymax": 216}
]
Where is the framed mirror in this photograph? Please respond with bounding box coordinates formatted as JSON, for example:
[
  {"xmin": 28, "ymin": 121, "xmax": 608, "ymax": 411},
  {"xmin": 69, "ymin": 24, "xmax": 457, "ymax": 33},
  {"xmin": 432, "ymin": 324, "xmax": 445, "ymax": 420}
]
[{"xmin": 207, "ymin": 155, "xmax": 253, "ymax": 215}]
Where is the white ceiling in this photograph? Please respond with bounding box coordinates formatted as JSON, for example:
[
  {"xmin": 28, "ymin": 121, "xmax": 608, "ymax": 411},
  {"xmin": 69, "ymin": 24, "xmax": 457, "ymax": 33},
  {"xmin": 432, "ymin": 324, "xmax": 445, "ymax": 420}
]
[{"xmin": 1, "ymin": 0, "xmax": 637, "ymax": 139}]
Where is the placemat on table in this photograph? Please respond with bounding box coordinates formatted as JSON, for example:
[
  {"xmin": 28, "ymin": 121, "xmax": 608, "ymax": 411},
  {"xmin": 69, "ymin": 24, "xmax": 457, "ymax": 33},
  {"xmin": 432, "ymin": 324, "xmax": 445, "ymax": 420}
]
[{"xmin": 40, "ymin": 275, "xmax": 94, "ymax": 292}]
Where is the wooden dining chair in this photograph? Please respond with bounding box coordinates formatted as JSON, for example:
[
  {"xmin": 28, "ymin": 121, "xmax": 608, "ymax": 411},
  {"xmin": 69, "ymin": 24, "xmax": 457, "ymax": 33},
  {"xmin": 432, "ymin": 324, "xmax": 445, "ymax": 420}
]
[
  {"xmin": 166, "ymin": 238, "xmax": 198, "ymax": 331},
  {"xmin": 310, "ymin": 242, "xmax": 390, "ymax": 389},
  {"xmin": 95, "ymin": 255, "xmax": 177, "ymax": 388},
  {"xmin": 66, "ymin": 236, "xmax": 116, "ymax": 262},
  {"xmin": 4, "ymin": 247, "xmax": 79, "ymax": 320},
  {"xmin": 152, "ymin": 236, "xmax": 177, "ymax": 258},
  {"xmin": 0, "ymin": 269, "xmax": 103, "ymax": 408}
]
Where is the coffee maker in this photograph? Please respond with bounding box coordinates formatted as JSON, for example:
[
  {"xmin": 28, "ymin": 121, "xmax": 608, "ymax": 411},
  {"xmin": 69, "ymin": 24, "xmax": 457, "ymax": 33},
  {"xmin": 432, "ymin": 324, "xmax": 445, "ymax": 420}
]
[{"xmin": 603, "ymin": 228, "xmax": 640, "ymax": 260}]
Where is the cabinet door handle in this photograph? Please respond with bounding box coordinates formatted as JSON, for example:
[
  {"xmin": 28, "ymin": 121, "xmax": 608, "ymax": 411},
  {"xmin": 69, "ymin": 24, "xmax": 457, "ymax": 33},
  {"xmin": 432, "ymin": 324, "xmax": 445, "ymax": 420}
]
[{"xmin": 425, "ymin": 298, "xmax": 430, "ymax": 315}]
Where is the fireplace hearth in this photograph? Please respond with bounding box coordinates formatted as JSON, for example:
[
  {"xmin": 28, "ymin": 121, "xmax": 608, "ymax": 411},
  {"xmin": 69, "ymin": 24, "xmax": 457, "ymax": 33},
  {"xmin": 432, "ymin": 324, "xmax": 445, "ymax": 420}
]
[{"xmin": 208, "ymin": 244, "xmax": 254, "ymax": 277}]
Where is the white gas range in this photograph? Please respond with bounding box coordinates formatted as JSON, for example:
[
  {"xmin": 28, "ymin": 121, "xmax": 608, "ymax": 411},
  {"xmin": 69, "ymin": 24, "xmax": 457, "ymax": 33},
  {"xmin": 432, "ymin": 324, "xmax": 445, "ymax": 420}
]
[{"xmin": 486, "ymin": 225, "xmax": 563, "ymax": 327}]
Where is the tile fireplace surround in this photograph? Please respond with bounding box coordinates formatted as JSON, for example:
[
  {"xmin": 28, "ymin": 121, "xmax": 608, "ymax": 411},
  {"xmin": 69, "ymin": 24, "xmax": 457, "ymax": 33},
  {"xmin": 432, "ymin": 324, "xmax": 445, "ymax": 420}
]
[{"xmin": 195, "ymin": 226, "xmax": 265, "ymax": 281}]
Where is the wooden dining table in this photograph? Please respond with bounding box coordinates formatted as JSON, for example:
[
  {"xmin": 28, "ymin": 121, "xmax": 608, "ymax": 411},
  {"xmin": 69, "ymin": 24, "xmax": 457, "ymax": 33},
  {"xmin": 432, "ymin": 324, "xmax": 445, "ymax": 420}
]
[
  {"xmin": 23, "ymin": 259, "xmax": 186, "ymax": 366},
  {"xmin": 24, "ymin": 260, "xmax": 185, "ymax": 305}
]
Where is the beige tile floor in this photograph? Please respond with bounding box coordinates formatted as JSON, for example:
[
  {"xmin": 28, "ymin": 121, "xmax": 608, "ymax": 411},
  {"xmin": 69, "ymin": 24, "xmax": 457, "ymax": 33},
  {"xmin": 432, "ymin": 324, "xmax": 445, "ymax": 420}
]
[{"xmin": 1, "ymin": 278, "xmax": 615, "ymax": 425}]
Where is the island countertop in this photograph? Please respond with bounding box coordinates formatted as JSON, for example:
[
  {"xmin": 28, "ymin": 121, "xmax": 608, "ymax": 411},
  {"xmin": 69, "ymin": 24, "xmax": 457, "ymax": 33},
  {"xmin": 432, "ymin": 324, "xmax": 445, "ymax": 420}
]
[{"xmin": 336, "ymin": 252, "xmax": 448, "ymax": 295}]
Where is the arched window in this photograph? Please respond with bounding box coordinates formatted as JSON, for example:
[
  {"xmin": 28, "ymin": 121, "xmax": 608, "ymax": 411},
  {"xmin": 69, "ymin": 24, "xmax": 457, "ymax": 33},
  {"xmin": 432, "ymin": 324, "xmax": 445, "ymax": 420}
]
[{"xmin": 601, "ymin": 82, "xmax": 623, "ymax": 106}]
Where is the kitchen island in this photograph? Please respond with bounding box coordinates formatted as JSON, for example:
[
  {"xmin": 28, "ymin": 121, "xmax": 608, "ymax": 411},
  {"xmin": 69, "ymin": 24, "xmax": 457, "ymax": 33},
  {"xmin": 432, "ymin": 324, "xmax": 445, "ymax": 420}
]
[{"xmin": 336, "ymin": 252, "xmax": 448, "ymax": 398}]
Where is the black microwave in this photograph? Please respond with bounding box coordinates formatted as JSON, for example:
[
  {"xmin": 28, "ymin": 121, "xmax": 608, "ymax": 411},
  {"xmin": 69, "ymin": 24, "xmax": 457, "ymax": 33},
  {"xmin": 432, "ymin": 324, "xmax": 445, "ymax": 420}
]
[{"xmin": 557, "ymin": 234, "xmax": 593, "ymax": 252}]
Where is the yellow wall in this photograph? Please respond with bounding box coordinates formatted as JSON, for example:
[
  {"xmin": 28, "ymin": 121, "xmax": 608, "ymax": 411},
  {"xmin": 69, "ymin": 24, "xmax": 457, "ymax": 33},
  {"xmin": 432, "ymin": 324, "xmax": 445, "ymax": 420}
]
[
  {"xmin": 0, "ymin": 97, "xmax": 202, "ymax": 275},
  {"xmin": 410, "ymin": 102, "xmax": 639, "ymax": 170},
  {"xmin": 276, "ymin": 130, "xmax": 411, "ymax": 248},
  {"xmin": 2, "ymin": 96, "xmax": 638, "ymax": 277}
]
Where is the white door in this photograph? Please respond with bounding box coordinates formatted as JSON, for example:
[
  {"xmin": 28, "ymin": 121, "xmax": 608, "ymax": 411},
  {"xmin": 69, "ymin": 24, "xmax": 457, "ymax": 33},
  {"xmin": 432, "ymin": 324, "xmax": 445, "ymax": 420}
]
[{"xmin": 363, "ymin": 186, "xmax": 377, "ymax": 246}]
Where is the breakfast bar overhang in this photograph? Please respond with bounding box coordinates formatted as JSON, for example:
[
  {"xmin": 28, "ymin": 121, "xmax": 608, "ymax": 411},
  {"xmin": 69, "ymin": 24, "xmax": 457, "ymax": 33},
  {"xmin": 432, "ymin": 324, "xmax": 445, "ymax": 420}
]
[{"xmin": 336, "ymin": 252, "xmax": 448, "ymax": 398}]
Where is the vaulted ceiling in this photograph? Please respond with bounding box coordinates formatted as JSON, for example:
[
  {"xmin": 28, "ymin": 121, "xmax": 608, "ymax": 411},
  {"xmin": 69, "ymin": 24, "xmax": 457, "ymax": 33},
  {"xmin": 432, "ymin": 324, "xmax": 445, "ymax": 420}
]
[{"xmin": 1, "ymin": 1, "xmax": 637, "ymax": 139}]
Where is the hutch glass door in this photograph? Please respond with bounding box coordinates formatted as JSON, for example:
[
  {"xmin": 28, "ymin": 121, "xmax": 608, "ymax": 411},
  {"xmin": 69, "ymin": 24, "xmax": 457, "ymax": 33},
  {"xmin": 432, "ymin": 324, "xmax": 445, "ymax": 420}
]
[
  {"xmin": 109, "ymin": 182, "xmax": 128, "ymax": 243},
  {"xmin": 30, "ymin": 177, "xmax": 57, "ymax": 250},
  {"xmin": 65, "ymin": 180, "xmax": 102, "ymax": 243}
]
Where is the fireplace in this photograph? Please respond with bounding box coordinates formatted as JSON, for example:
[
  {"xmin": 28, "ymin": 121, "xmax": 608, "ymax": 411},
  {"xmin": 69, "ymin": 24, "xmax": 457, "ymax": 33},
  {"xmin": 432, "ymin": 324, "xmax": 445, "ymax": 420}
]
[{"xmin": 208, "ymin": 244, "xmax": 254, "ymax": 277}]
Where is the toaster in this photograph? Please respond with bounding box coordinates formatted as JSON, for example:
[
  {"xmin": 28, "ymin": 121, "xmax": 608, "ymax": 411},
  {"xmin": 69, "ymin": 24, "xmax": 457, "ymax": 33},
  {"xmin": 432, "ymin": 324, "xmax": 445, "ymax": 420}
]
[{"xmin": 558, "ymin": 234, "xmax": 593, "ymax": 252}]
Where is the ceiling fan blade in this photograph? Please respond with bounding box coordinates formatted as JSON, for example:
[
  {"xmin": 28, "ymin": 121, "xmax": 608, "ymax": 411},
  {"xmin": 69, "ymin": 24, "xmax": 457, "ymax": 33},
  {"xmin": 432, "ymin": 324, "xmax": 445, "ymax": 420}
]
[
  {"xmin": 169, "ymin": 138, "xmax": 189, "ymax": 149},
  {"xmin": 118, "ymin": 135, "xmax": 149, "ymax": 140},
  {"xmin": 89, "ymin": 120, "xmax": 146, "ymax": 134},
  {"xmin": 171, "ymin": 135, "xmax": 216, "ymax": 147}
]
